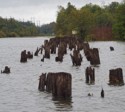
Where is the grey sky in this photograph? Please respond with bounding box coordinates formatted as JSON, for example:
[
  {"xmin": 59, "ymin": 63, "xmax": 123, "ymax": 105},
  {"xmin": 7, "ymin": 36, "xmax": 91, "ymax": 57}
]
[{"xmin": 0, "ymin": 0, "xmax": 122, "ymax": 25}]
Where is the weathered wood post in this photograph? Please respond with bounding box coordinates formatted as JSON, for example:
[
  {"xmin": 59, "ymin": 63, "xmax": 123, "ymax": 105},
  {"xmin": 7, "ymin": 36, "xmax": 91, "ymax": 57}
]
[
  {"xmin": 38, "ymin": 72, "xmax": 72, "ymax": 98},
  {"xmin": 90, "ymin": 48, "xmax": 100, "ymax": 65},
  {"xmin": 44, "ymin": 46, "xmax": 50, "ymax": 59},
  {"xmin": 27, "ymin": 51, "xmax": 33, "ymax": 59},
  {"xmin": 46, "ymin": 73, "xmax": 53, "ymax": 92},
  {"xmin": 85, "ymin": 67, "xmax": 95, "ymax": 84},
  {"xmin": 54, "ymin": 73, "xmax": 71, "ymax": 98},
  {"xmin": 34, "ymin": 47, "xmax": 40, "ymax": 56},
  {"xmin": 1, "ymin": 66, "xmax": 10, "ymax": 74},
  {"xmin": 50, "ymin": 44, "xmax": 56, "ymax": 54},
  {"xmin": 20, "ymin": 50, "xmax": 27, "ymax": 62},
  {"xmin": 109, "ymin": 68, "xmax": 124, "ymax": 86},
  {"xmin": 110, "ymin": 46, "xmax": 114, "ymax": 51},
  {"xmin": 38, "ymin": 73, "xmax": 46, "ymax": 91},
  {"xmin": 85, "ymin": 48, "xmax": 100, "ymax": 65},
  {"xmin": 93, "ymin": 48, "xmax": 100, "ymax": 64},
  {"xmin": 70, "ymin": 49, "xmax": 82, "ymax": 66}
]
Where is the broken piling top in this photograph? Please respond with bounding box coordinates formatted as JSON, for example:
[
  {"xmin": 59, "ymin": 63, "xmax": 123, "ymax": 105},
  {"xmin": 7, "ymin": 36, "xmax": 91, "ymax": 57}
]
[
  {"xmin": 109, "ymin": 68, "xmax": 124, "ymax": 86},
  {"xmin": 38, "ymin": 72, "xmax": 72, "ymax": 99}
]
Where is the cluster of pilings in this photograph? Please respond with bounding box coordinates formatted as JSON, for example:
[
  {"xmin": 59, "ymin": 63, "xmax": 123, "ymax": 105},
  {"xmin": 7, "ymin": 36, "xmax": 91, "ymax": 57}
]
[
  {"xmin": 109, "ymin": 68, "xmax": 124, "ymax": 86},
  {"xmin": 19, "ymin": 36, "xmax": 101, "ymax": 66},
  {"xmin": 18, "ymin": 36, "xmax": 124, "ymax": 100},
  {"xmin": 41, "ymin": 36, "xmax": 88, "ymax": 65},
  {"xmin": 38, "ymin": 72, "xmax": 72, "ymax": 98},
  {"xmin": 20, "ymin": 50, "xmax": 33, "ymax": 62}
]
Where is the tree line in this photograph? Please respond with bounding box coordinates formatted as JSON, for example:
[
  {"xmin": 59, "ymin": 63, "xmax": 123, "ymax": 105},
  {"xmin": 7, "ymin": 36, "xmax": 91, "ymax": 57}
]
[
  {"xmin": 0, "ymin": 17, "xmax": 39, "ymax": 37},
  {"xmin": 0, "ymin": 17, "xmax": 56, "ymax": 38},
  {"xmin": 55, "ymin": 1, "xmax": 125, "ymax": 40}
]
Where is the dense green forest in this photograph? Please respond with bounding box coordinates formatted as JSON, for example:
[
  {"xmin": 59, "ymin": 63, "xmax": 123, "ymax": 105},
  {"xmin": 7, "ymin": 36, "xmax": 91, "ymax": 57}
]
[
  {"xmin": 0, "ymin": 17, "xmax": 56, "ymax": 38},
  {"xmin": 39, "ymin": 22, "xmax": 56, "ymax": 36},
  {"xmin": 55, "ymin": 1, "xmax": 125, "ymax": 40},
  {"xmin": 0, "ymin": 17, "xmax": 39, "ymax": 37}
]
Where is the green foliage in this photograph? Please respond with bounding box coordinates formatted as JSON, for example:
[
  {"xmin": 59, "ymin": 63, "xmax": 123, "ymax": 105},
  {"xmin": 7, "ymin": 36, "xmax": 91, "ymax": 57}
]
[
  {"xmin": 56, "ymin": 2, "xmax": 78, "ymax": 36},
  {"xmin": 0, "ymin": 17, "xmax": 40, "ymax": 37},
  {"xmin": 39, "ymin": 22, "xmax": 56, "ymax": 36},
  {"xmin": 112, "ymin": 3, "xmax": 125, "ymax": 40},
  {"xmin": 0, "ymin": 31, "xmax": 6, "ymax": 38},
  {"xmin": 8, "ymin": 32, "xmax": 19, "ymax": 37},
  {"xmin": 55, "ymin": 2, "xmax": 125, "ymax": 40}
]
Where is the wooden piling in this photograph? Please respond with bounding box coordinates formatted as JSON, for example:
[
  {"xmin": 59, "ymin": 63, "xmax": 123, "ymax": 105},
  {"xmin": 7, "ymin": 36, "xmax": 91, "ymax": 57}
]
[
  {"xmin": 85, "ymin": 48, "xmax": 100, "ymax": 65},
  {"xmin": 110, "ymin": 46, "xmax": 114, "ymax": 51},
  {"xmin": 85, "ymin": 67, "xmax": 95, "ymax": 84},
  {"xmin": 38, "ymin": 73, "xmax": 46, "ymax": 91},
  {"xmin": 1, "ymin": 66, "xmax": 10, "ymax": 74},
  {"xmin": 34, "ymin": 47, "xmax": 40, "ymax": 56},
  {"xmin": 38, "ymin": 72, "xmax": 72, "ymax": 98},
  {"xmin": 109, "ymin": 68, "xmax": 124, "ymax": 86},
  {"xmin": 20, "ymin": 50, "xmax": 27, "ymax": 62}
]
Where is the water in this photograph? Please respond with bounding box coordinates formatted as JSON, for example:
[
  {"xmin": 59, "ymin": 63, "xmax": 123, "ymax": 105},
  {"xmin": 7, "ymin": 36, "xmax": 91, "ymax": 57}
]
[{"xmin": 0, "ymin": 37, "xmax": 125, "ymax": 112}]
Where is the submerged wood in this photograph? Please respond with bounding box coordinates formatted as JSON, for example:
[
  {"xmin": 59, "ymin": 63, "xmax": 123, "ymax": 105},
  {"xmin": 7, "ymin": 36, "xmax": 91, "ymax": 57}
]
[
  {"xmin": 20, "ymin": 50, "xmax": 27, "ymax": 62},
  {"xmin": 110, "ymin": 46, "xmax": 114, "ymax": 51},
  {"xmin": 85, "ymin": 48, "xmax": 100, "ymax": 65},
  {"xmin": 41, "ymin": 55, "xmax": 45, "ymax": 62},
  {"xmin": 38, "ymin": 73, "xmax": 46, "ymax": 91},
  {"xmin": 70, "ymin": 49, "xmax": 82, "ymax": 66},
  {"xmin": 34, "ymin": 47, "xmax": 40, "ymax": 56},
  {"xmin": 27, "ymin": 51, "xmax": 33, "ymax": 59},
  {"xmin": 56, "ymin": 42, "xmax": 67, "ymax": 62},
  {"xmin": 1, "ymin": 66, "xmax": 10, "ymax": 74},
  {"xmin": 38, "ymin": 72, "xmax": 72, "ymax": 98},
  {"xmin": 109, "ymin": 68, "xmax": 124, "ymax": 86},
  {"xmin": 44, "ymin": 46, "xmax": 50, "ymax": 59},
  {"xmin": 85, "ymin": 67, "xmax": 95, "ymax": 84}
]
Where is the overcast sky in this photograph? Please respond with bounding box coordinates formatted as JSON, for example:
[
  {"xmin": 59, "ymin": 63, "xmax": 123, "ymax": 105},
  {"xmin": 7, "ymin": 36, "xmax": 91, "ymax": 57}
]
[{"xmin": 0, "ymin": 0, "xmax": 123, "ymax": 25}]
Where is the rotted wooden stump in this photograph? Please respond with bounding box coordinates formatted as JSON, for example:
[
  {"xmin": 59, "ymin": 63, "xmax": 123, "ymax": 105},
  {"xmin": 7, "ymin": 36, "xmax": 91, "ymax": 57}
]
[
  {"xmin": 20, "ymin": 50, "xmax": 27, "ymax": 62},
  {"xmin": 109, "ymin": 68, "xmax": 124, "ymax": 86},
  {"xmin": 44, "ymin": 46, "xmax": 50, "ymax": 59},
  {"xmin": 85, "ymin": 67, "xmax": 95, "ymax": 84},
  {"xmin": 34, "ymin": 47, "xmax": 40, "ymax": 56},
  {"xmin": 110, "ymin": 46, "xmax": 114, "ymax": 51},
  {"xmin": 1, "ymin": 66, "xmax": 10, "ymax": 74},
  {"xmin": 55, "ymin": 55, "xmax": 63, "ymax": 62},
  {"xmin": 85, "ymin": 48, "xmax": 100, "ymax": 65},
  {"xmin": 38, "ymin": 72, "xmax": 72, "ymax": 98},
  {"xmin": 38, "ymin": 73, "xmax": 46, "ymax": 91},
  {"xmin": 70, "ymin": 49, "xmax": 82, "ymax": 66},
  {"xmin": 27, "ymin": 51, "xmax": 33, "ymax": 59}
]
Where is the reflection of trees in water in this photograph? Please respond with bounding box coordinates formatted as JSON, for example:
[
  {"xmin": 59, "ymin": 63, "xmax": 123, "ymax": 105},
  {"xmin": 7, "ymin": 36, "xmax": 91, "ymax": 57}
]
[{"xmin": 52, "ymin": 97, "xmax": 73, "ymax": 111}]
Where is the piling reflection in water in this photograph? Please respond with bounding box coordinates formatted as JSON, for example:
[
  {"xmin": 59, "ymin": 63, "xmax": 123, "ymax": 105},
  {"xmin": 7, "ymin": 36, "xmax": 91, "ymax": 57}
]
[
  {"xmin": 52, "ymin": 97, "xmax": 73, "ymax": 111},
  {"xmin": 38, "ymin": 72, "xmax": 72, "ymax": 98}
]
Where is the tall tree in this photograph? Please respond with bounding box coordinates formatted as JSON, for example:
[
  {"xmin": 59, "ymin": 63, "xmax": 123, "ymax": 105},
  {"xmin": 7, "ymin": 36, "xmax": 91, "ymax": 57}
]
[{"xmin": 113, "ymin": 3, "xmax": 125, "ymax": 40}]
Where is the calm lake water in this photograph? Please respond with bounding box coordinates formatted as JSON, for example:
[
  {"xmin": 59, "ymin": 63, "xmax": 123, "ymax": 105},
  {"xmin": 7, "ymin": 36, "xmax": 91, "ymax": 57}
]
[{"xmin": 0, "ymin": 37, "xmax": 125, "ymax": 112}]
